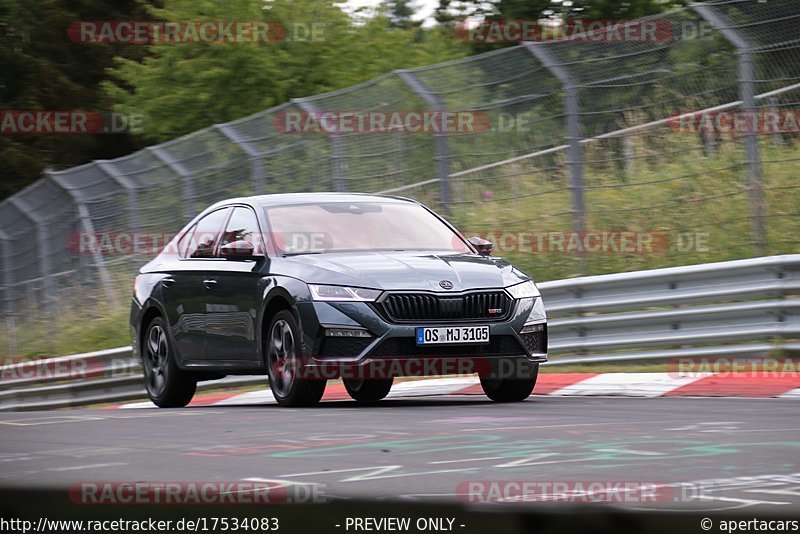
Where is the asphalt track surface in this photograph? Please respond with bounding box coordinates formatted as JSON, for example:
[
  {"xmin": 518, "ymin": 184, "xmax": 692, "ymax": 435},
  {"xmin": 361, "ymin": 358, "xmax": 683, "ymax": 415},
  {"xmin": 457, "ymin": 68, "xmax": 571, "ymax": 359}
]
[{"xmin": 1, "ymin": 396, "xmax": 799, "ymax": 513}]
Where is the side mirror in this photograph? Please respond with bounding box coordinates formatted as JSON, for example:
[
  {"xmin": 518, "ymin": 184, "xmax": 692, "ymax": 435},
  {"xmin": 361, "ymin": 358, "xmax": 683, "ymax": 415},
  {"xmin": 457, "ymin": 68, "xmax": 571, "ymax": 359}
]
[
  {"xmin": 220, "ymin": 240, "xmax": 256, "ymax": 259},
  {"xmin": 468, "ymin": 236, "xmax": 493, "ymax": 256}
]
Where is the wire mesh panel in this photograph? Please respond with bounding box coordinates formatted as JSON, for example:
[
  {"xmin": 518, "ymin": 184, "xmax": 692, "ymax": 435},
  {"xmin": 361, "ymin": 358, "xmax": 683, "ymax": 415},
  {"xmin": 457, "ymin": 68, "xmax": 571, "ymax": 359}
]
[
  {"xmin": 299, "ymin": 74, "xmax": 434, "ymax": 194},
  {"xmin": 0, "ymin": 199, "xmax": 41, "ymax": 314},
  {"xmin": 520, "ymin": 8, "xmax": 758, "ymax": 275},
  {"xmin": 11, "ymin": 178, "xmax": 81, "ymax": 303},
  {"xmin": 708, "ymin": 0, "xmax": 800, "ymax": 95},
  {"xmin": 156, "ymin": 127, "xmax": 253, "ymax": 216},
  {"xmin": 758, "ymin": 85, "xmax": 800, "ymax": 253},
  {"xmin": 49, "ymin": 162, "xmax": 132, "ymax": 286},
  {"xmin": 226, "ymin": 103, "xmax": 335, "ymax": 194},
  {"xmin": 410, "ymin": 46, "xmax": 565, "ymax": 175}
]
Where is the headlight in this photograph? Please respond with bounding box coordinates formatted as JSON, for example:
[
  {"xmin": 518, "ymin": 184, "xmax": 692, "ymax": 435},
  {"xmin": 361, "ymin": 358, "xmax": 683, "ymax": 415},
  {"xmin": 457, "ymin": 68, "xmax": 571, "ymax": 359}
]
[
  {"xmin": 308, "ymin": 284, "xmax": 381, "ymax": 302},
  {"xmin": 506, "ymin": 280, "xmax": 539, "ymax": 299}
]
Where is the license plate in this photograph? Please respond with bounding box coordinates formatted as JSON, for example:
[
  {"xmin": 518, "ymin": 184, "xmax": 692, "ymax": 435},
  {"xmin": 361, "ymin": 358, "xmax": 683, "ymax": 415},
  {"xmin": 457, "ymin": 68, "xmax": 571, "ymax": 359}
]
[{"xmin": 416, "ymin": 325, "xmax": 490, "ymax": 345}]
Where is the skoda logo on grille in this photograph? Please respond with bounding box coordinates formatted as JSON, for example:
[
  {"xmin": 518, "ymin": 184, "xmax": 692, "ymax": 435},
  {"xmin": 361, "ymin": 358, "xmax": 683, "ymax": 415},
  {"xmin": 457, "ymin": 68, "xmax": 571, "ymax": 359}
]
[{"xmin": 439, "ymin": 280, "xmax": 454, "ymax": 290}]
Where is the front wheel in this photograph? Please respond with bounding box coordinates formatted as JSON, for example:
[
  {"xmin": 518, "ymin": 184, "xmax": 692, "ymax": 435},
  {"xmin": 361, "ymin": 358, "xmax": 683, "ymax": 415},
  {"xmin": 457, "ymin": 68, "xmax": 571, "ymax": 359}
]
[
  {"xmin": 142, "ymin": 317, "xmax": 197, "ymax": 408},
  {"xmin": 266, "ymin": 310, "xmax": 326, "ymax": 407},
  {"xmin": 343, "ymin": 378, "xmax": 393, "ymax": 402},
  {"xmin": 480, "ymin": 362, "xmax": 538, "ymax": 402}
]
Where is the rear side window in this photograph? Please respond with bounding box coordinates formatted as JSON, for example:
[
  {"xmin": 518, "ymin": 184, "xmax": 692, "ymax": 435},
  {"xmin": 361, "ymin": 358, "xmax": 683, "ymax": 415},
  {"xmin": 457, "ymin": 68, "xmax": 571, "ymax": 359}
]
[
  {"xmin": 184, "ymin": 208, "xmax": 231, "ymax": 258},
  {"xmin": 219, "ymin": 207, "xmax": 263, "ymax": 254}
]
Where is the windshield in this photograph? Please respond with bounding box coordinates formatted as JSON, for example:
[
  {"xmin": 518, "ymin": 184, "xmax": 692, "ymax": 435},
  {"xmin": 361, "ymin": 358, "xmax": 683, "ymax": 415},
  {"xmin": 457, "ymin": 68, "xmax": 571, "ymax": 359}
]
[{"xmin": 264, "ymin": 202, "xmax": 470, "ymax": 255}]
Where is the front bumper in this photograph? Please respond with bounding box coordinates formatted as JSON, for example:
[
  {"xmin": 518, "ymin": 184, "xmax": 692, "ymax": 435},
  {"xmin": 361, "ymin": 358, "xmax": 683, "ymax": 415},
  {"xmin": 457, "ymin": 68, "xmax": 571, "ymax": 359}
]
[{"xmin": 296, "ymin": 296, "xmax": 547, "ymax": 377}]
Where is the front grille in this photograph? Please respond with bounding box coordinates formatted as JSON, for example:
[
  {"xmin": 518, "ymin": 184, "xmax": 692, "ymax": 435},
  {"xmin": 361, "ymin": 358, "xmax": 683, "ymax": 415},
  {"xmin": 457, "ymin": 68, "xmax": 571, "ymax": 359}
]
[
  {"xmin": 376, "ymin": 291, "xmax": 512, "ymax": 323},
  {"xmin": 520, "ymin": 330, "xmax": 547, "ymax": 354},
  {"xmin": 370, "ymin": 335, "xmax": 523, "ymax": 358}
]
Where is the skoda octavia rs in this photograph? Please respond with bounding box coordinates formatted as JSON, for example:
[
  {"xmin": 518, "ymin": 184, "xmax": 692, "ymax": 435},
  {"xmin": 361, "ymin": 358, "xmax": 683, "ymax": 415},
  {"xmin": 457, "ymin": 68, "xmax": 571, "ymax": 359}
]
[{"xmin": 130, "ymin": 193, "xmax": 547, "ymax": 407}]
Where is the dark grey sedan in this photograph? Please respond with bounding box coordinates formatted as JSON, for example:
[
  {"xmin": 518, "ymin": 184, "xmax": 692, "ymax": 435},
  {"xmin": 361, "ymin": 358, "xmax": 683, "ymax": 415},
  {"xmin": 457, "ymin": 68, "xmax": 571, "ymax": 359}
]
[{"xmin": 130, "ymin": 193, "xmax": 547, "ymax": 407}]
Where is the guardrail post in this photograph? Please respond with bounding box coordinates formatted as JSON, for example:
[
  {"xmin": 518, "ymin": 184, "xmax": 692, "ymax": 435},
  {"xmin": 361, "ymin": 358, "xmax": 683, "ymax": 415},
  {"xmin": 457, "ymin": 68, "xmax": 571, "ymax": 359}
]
[
  {"xmin": 396, "ymin": 70, "xmax": 453, "ymax": 216},
  {"xmin": 692, "ymin": 3, "xmax": 766, "ymax": 256},
  {"xmin": 524, "ymin": 43, "xmax": 587, "ymax": 273},
  {"xmin": 294, "ymin": 99, "xmax": 347, "ymax": 193},
  {"xmin": 214, "ymin": 123, "xmax": 266, "ymax": 195},
  {"xmin": 147, "ymin": 146, "xmax": 197, "ymax": 221}
]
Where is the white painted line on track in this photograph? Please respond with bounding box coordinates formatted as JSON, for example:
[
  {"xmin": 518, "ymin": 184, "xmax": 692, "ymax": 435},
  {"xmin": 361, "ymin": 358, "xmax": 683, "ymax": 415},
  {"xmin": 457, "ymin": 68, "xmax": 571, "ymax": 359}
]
[{"xmin": 47, "ymin": 462, "xmax": 128, "ymax": 472}]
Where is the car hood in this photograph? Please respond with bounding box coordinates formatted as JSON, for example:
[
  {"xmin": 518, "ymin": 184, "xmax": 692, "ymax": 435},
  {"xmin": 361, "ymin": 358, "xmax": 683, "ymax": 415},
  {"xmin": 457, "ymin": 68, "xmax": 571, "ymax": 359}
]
[{"xmin": 272, "ymin": 251, "xmax": 531, "ymax": 292}]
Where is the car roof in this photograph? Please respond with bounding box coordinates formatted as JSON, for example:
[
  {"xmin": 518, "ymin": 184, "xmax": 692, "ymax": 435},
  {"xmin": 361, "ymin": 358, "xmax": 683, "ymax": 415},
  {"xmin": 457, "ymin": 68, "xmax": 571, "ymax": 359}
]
[{"xmin": 207, "ymin": 192, "xmax": 418, "ymax": 211}]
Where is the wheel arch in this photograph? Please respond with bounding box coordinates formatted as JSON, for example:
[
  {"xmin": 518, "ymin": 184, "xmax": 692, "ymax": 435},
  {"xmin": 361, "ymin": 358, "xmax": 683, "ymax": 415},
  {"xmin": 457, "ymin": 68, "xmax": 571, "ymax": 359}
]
[
  {"xmin": 258, "ymin": 288, "xmax": 299, "ymax": 365},
  {"xmin": 137, "ymin": 301, "xmax": 168, "ymax": 361}
]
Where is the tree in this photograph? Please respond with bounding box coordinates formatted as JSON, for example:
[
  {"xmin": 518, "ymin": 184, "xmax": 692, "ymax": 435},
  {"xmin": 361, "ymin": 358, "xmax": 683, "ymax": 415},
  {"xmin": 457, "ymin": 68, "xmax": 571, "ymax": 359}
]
[
  {"xmin": 104, "ymin": 0, "xmax": 467, "ymax": 142},
  {"xmin": 0, "ymin": 0, "xmax": 150, "ymax": 200}
]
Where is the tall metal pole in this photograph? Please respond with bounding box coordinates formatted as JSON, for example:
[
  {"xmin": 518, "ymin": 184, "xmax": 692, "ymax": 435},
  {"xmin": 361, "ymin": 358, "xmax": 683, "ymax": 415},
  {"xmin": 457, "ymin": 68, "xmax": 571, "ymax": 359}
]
[
  {"xmin": 692, "ymin": 3, "xmax": 766, "ymax": 256},
  {"xmin": 525, "ymin": 43, "xmax": 587, "ymax": 273},
  {"xmin": 396, "ymin": 70, "xmax": 453, "ymax": 216},
  {"xmin": 214, "ymin": 123, "xmax": 266, "ymax": 195},
  {"xmin": 294, "ymin": 99, "xmax": 348, "ymax": 193},
  {"xmin": 148, "ymin": 146, "xmax": 197, "ymax": 221}
]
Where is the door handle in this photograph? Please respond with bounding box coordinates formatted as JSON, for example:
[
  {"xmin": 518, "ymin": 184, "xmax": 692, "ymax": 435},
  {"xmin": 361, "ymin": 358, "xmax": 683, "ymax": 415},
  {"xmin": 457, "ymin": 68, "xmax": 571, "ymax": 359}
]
[
  {"xmin": 204, "ymin": 279, "xmax": 218, "ymax": 289},
  {"xmin": 162, "ymin": 277, "xmax": 176, "ymax": 288}
]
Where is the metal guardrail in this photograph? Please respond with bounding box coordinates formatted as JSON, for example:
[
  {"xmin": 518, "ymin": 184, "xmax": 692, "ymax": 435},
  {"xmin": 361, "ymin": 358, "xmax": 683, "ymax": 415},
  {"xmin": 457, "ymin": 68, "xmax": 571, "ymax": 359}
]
[{"xmin": 2, "ymin": 255, "xmax": 799, "ymax": 411}]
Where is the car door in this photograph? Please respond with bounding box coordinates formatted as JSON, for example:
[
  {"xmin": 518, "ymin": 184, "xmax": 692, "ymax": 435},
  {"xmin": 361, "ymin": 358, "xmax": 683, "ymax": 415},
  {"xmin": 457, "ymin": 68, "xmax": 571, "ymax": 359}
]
[
  {"xmin": 203, "ymin": 205, "xmax": 266, "ymax": 364},
  {"xmin": 163, "ymin": 207, "xmax": 231, "ymax": 363}
]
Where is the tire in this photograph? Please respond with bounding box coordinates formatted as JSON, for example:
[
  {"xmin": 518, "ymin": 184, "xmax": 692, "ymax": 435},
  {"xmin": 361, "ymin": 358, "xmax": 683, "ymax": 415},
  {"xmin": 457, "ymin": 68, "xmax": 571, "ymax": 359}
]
[
  {"xmin": 343, "ymin": 378, "xmax": 393, "ymax": 402},
  {"xmin": 265, "ymin": 310, "xmax": 326, "ymax": 407},
  {"xmin": 480, "ymin": 361, "xmax": 539, "ymax": 402},
  {"xmin": 142, "ymin": 316, "xmax": 197, "ymax": 408}
]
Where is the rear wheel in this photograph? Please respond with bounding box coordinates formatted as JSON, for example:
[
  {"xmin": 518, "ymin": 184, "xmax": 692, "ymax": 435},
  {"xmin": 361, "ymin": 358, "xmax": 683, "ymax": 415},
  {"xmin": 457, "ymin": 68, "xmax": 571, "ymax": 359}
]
[
  {"xmin": 480, "ymin": 361, "xmax": 538, "ymax": 402},
  {"xmin": 343, "ymin": 378, "xmax": 393, "ymax": 402},
  {"xmin": 142, "ymin": 317, "xmax": 197, "ymax": 408},
  {"xmin": 266, "ymin": 310, "xmax": 326, "ymax": 407}
]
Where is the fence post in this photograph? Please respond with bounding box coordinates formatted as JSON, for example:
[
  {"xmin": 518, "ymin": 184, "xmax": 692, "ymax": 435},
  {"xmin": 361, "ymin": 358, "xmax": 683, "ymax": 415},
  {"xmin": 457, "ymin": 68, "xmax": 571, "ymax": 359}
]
[
  {"xmin": 214, "ymin": 123, "xmax": 266, "ymax": 194},
  {"xmin": 0, "ymin": 234, "xmax": 17, "ymax": 355},
  {"xmin": 46, "ymin": 170, "xmax": 117, "ymax": 308},
  {"xmin": 692, "ymin": 3, "xmax": 767, "ymax": 256},
  {"xmin": 294, "ymin": 99, "xmax": 347, "ymax": 193},
  {"xmin": 8, "ymin": 196, "xmax": 53, "ymax": 307},
  {"xmin": 525, "ymin": 43, "xmax": 587, "ymax": 273},
  {"xmin": 396, "ymin": 70, "xmax": 453, "ymax": 216},
  {"xmin": 96, "ymin": 161, "xmax": 142, "ymax": 274},
  {"xmin": 147, "ymin": 146, "xmax": 197, "ymax": 221}
]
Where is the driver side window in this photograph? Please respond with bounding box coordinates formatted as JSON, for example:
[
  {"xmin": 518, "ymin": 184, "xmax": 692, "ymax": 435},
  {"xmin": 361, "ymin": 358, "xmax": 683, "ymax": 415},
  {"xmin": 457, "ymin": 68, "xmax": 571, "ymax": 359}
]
[
  {"xmin": 184, "ymin": 208, "xmax": 231, "ymax": 259},
  {"xmin": 219, "ymin": 207, "xmax": 263, "ymax": 254}
]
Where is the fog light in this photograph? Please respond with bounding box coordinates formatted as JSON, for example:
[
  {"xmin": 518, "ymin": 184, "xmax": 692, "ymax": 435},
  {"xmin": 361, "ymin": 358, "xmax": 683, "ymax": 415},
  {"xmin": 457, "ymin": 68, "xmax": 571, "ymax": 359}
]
[
  {"xmin": 325, "ymin": 328, "xmax": 371, "ymax": 338},
  {"xmin": 520, "ymin": 323, "xmax": 545, "ymax": 334}
]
